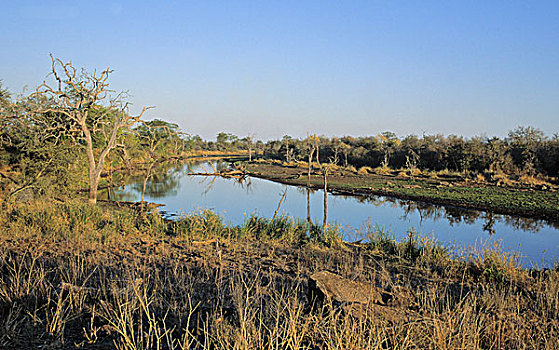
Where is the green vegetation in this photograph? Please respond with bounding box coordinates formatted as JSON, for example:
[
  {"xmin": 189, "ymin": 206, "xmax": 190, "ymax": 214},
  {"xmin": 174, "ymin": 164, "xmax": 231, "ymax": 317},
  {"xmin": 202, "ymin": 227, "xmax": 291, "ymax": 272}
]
[
  {"xmin": 0, "ymin": 61, "xmax": 225, "ymax": 204},
  {"xmin": 261, "ymin": 130, "xmax": 559, "ymax": 181},
  {"xmin": 1, "ymin": 57, "xmax": 559, "ymax": 349},
  {"xmin": 2, "ymin": 59, "xmax": 557, "ymax": 214},
  {"xmin": 1, "ymin": 200, "xmax": 559, "ymax": 349}
]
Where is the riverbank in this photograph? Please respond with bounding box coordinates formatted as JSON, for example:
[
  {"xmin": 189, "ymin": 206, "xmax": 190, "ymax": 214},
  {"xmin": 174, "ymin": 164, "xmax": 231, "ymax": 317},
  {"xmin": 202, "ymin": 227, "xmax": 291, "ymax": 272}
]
[
  {"xmin": 245, "ymin": 161, "xmax": 559, "ymax": 224},
  {"xmin": 1, "ymin": 199, "xmax": 558, "ymax": 349}
]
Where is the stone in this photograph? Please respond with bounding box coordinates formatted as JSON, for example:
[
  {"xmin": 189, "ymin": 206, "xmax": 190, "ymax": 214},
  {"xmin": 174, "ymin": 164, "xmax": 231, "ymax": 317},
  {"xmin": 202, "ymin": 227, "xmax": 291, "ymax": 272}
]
[
  {"xmin": 308, "ymin": 271, "xmax": 416, "ymax": 322},
  {"xmin": 309, "ymin": 270, "xmax": 384, "ymax": 308}
]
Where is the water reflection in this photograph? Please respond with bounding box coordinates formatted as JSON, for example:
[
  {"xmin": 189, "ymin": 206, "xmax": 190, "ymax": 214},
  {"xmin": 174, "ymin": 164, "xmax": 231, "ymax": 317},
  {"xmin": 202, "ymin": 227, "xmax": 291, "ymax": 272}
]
[
  {"xmin": 110, "ymin": 160, "xmax": 559, "ymax": 267},
  {"xmin": 340, "ymin": 194, "xmax": 556, "ymax": 233},
  {"xmin": 109, "ymin": 161, "xmax": 187, "ymax": 200},
  {"xmin": 111, "ymin": 160, "xmax": 556, "ymax": 234}
]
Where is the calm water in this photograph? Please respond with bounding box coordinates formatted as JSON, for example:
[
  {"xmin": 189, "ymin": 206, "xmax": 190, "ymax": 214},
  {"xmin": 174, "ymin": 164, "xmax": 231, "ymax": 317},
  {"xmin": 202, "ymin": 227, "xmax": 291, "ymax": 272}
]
[{"xmin": 111, "ymin": 161, "xmax": 559, "ymax": 268}]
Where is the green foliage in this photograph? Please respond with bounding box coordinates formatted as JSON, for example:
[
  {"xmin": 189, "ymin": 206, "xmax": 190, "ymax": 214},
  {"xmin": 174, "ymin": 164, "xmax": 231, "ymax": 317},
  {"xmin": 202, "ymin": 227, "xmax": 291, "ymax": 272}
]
[
  {"xmin": 1, "ymin": 200, "xmax": 138, "ymax": 242},
  {"xmin": 462, "ymin": 242, "xmax": 522, "ymax": 284},
  {"xmin": 242, "ymin": 215, "xmax": 307, "ymax": 243},
  {"xmin": 0, "ymin": 80, "xmax": 10, "ymax": 107},
  {"xmin": 363, "ymin": 223, "xmax": 397, "ymax": 255},
  {"xmin": 397, "ymin": 228, "xmax": 422, "ymax": 261},
  {"xmin": 260, "ymin": 127, "xmax": 558, "ymax": 178},
  {"xmin": 134, "ymin": 119, "xmax": 184, "ymax": 158},
  {"xmin": 0, "ymin": 91, "xmax": 85, "ymax": 198},
  {"xmin": 174, "ymin": 209, "xmax": 228, "ymax": 238},
  {"xmin": 172, "ymin": 211, "xmax": 341, "ymax": 246}
]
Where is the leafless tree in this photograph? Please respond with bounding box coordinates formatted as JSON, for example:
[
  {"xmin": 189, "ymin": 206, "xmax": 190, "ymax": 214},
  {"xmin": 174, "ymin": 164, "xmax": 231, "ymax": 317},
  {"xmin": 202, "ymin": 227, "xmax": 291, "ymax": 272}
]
[
  {"xmin": 34, "ymin": 55, "xmax": 150, "ymax": 203},
  {"xmin": 305, "ymin": 135, "xmax": 320, "ymax": 224},
  {"xmin": 321, "ymin": 153, "xmax": 338, "ymax": 233},
  {"xmin": 245, "ymin": 133, "xmax": 255, "ymax": 161}
]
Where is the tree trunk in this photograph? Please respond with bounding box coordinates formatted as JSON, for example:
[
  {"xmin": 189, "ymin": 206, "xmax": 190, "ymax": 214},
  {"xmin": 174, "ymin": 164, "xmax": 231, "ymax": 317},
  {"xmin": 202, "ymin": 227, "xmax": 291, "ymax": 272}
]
[
  {"xmin": 307, "ymin": 148, "xmax": 315, "ymax": 225},
  {"xmin": 121, "ymin": 146, "xmax": 131, "ymax": 169},
  {"xmin": 308, "ymin": 148, "xmax": 314, "ymax": 185},
  {"xmin": 141, "ymin": 162, "xmax": 154, "ymax": 205},
  {"xmin": 307, "ymin": 188, "xmax": 312, "ymax": 225},
  {"xmin": 83, "ymin": 115, "xmax": 120, "ymax": 204},
  {"xmin": 323, "ymin": 169, "xmax": 328, "ymax": 233},
  {"xmin": 88, "ymin": 174, "xmax": 99, "ymax": 204},
  {"xmin": 141, "ymin": 176, "xmax": 148, "ymax": 204},
  {"xmin": 82, "ymin": 119, "xmax": 99, "ymax": 204}
]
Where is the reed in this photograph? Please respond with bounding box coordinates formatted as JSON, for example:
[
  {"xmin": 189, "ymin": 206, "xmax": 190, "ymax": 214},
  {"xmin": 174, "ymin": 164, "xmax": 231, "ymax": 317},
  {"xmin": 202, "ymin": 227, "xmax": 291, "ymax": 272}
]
[{"xmin": 1, "ymin": 200, "xmax": 558, "ymax": 349}]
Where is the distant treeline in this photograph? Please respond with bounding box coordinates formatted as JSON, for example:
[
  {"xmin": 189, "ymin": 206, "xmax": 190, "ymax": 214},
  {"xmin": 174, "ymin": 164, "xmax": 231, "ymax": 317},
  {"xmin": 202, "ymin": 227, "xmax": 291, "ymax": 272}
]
[
  {"xmin": 1, "ymin": 73, "xmax": 557, "ymax": 202},
  {"xmin": 192, "ymin": 128, "xmax": 559, "ymax": 178}
]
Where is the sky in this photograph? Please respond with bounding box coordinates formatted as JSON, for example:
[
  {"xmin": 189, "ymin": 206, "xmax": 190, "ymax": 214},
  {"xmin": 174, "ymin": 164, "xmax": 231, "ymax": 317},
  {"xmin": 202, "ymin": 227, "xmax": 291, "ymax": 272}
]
[{"xmin": 1, "ymin": 1, "xmax": 558, "ymax": 141}]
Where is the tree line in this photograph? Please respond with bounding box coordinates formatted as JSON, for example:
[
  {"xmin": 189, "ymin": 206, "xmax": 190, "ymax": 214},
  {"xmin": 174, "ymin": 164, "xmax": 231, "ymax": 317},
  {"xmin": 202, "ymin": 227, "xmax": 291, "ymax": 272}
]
[
  {"xmin": 184, "ymin": 129, "xmax": 559, "ymax": 180},
  {"xmin": 1, "ymin": 57, "xmax": 557, "ymax": 205},
  {"xmin": 259, "ymin": 129, "xmax": 559, "ymax": 179}
]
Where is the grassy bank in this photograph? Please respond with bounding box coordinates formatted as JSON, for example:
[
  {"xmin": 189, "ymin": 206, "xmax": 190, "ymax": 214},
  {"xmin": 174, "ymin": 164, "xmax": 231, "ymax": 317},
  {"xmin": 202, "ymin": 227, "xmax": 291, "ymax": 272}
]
[
  {"xmin": 1, "ymin": 200, "xmax": 559, "ymax": 349},
  {"xmin": 245, "ymin": 161, "xmax": 559, "ymax": 224}
]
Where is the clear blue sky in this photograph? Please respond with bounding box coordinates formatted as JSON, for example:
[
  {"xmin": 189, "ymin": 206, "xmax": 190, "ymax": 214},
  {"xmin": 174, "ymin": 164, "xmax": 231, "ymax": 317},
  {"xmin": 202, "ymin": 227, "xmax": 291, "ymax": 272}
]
[{"xmin": 1, "ymin": 1, "xmax": 558, "ymax": 140}]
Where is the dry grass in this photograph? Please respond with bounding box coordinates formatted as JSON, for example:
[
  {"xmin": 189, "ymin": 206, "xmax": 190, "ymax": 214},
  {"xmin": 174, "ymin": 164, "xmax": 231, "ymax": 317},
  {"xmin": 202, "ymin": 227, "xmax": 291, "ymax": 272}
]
[
  {"xmin": 395, "ymin": 167, "xmax": 424, "ymax": 177},
  {"xmin": 357, "ymin": 166, "xmax": 374, "ymax": 175},
  {"xmin": 1, "ymin": 200, "xmax": 558, "ymax": 349},
  {"xmin": 373, "ymin": 166, "xmax": 391, "ymax": 175},
  {"xmin": 282, "ymin": 161, "xmax": 299, "ymax": 168},
  {"xmin": 519, "ymin": 174, "xmax": 552, "ymax": 187},
  {"xmin": 493, "ymin": 172, "xmax": 516, "ymax": 187},
  {"xmin": 345, "ymin": 165, "xmax": 357, "ymax": 173}
]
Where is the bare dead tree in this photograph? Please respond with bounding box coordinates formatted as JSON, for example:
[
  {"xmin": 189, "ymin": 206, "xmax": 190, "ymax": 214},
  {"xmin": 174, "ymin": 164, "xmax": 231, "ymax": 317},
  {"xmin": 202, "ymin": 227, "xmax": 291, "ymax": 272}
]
[
  {"xmin": 305, "ymin": 135, "xmax": 319, "ymax": 225},
  {"xmin": 322, "ymin": 162, "xmax": 329, "ymax": 233},
  {"xmin": 306, "ymin": 187, "xmax": 312, "ymax": 226},
  {"xmin": 271, "ymin": 188, "xmax": 287, "ymax": 222},
  {"xmin": 245, "ymin": 133, "xmax": 255, "ymax": 161},
  {"xmin": 320, "ymin": 151, "xmax": 339, "ymax": 234},
  {"xmin": 34, "ymin": 55, "xmax": 150, "ymax": 204}
]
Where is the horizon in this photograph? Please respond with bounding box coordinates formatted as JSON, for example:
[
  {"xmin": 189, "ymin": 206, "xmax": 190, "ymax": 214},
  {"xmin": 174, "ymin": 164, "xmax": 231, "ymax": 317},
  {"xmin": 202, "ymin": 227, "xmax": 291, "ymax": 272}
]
[{"xmin": 1, "ymin": 1, "xmax": 558, "ymax": 140}]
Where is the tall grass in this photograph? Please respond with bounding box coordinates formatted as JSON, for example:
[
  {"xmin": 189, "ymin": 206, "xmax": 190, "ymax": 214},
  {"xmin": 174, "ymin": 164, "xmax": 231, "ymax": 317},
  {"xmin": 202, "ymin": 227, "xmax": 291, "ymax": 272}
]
[{"xmin": 1, "ymin": 200, "xmax": 558, "ymax": 349}]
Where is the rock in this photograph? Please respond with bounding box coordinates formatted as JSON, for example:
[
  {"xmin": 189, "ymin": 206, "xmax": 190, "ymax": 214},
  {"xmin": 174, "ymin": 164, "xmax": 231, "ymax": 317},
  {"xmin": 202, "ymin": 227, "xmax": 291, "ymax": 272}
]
[
  {"xmin": 309, "ymin": 270, "xmax": 384, "ymax": 308},
  {"xmin": 308, "ymin": 271, "xmax": 416, "ymax": 322}
]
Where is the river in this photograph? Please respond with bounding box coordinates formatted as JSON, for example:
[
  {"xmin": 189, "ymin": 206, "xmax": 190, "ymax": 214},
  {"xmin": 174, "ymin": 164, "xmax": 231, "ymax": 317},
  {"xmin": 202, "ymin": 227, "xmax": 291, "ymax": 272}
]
[{"xmin": 110, "ymin": 160, "xmax": 559, "ymax": 268}]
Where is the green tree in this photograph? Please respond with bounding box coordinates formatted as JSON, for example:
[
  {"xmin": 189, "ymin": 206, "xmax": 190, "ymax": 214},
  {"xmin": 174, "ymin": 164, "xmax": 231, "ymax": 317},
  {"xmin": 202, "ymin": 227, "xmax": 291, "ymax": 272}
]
[
  {"xmin": 507, "ymin": 126, "xmax": 546, "ymax": 174},
  {"xmin": 216, "ymin": 132, "xmax": 238, "ymax": 151},
  {"xmin": 1, "ymin": 87, "xmax": 81, "ymax": 199},
  {"xmin": 134, "ymin": 119, "xmax": 178, "ymax": 203},
  {"xmin": 0, "ymin": 80, "xmax": 10, "ymax": 108}
]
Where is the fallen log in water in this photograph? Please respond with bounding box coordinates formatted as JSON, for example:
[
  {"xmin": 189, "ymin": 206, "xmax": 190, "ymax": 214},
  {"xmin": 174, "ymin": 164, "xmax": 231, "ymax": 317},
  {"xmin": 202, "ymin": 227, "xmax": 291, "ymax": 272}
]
[
  {"xmin": 188, "ymin": 169, "xmax": 247, "ymax": 179},
  {"xmin": 97, "ymin": 199, "xmax": 164, "ymax": 209}
]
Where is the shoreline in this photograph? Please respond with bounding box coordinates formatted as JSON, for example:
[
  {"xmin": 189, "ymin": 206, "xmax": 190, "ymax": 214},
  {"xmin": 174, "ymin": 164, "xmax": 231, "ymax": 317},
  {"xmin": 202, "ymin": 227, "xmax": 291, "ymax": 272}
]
[
  {"xmin": 1, "ymin": 199, "xmax": 558, "ymax": 348},
  {"xmin": 245, "ymin": 161, "xmax": 559, "ymax": 225}
]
